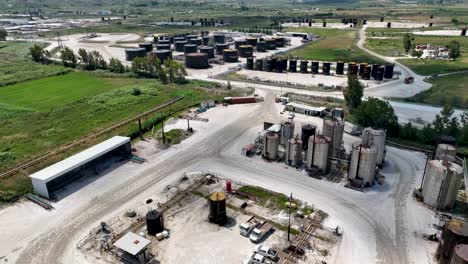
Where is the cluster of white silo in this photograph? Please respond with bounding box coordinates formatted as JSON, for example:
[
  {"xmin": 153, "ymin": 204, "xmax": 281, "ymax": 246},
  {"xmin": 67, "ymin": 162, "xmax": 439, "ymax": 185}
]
[
  {"xmin": 285, "ymin": 137, "xmax": 303, "ymax": 166},
  {"xmin": 422, "ymin": 144, "xmax": 463, "ymax": 210},
  {"xmin": 361, "ymin": 128, "xmax": 387, "ymax": 166},
  {"xmin": 306, "ymin": 135, "xmax": 331, "ymax": 173},
  {"xmin": 262, "ymin": 132, "xmax": 280, "ymax": 160}
]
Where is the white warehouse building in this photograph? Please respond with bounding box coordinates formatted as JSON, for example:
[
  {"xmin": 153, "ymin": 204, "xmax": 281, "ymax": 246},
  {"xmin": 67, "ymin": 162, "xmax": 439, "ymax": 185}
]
[{"xmin": 30, "ymin": 136, "xmax": 131, "ymax": 199}]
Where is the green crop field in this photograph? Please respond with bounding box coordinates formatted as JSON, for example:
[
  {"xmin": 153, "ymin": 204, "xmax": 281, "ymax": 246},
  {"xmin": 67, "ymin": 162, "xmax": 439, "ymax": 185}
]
[
  {"xmin": 283, "ymin": 27, "xmax": 385, "ymax": 64},
  {"xmin": 402, "ymin": 73, "xmax": 468, "ymax": 109},
  {"xmin": 0, "ymin": 42, "xmax": 70, "ymax": 86}
]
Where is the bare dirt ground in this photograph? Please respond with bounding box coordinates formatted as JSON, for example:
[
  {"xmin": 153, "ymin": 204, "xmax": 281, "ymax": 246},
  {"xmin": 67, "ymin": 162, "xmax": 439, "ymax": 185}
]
[
  {"xmin": 366, "ymin": 22, "xmax": 430, "ymax": 28},
  {"xmin": 412, "ymin": 30, "xmax": 467, "ymax": 36},
  {"xmin": 281, "ymin": 23, "xmax": 355, "ymax": 29}
]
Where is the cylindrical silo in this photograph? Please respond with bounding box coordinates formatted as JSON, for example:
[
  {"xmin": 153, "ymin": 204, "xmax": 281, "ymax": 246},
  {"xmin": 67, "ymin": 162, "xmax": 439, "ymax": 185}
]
[
  {"xmin": 190, "ymin": 37, "xmax": 203, "ymax": 46},
  {"xmin": 246, "ymin": 37, "xmax": 258, "ymax": 46},
  {"xmin": 286, "ymin": 138, "xmax": 303, "ymax": 167},
  {"xmin": 306, "ymin": 135, "xmax": 330, "ymax": 173},
  {"xmin": 146, "ymin": 210, "xmax": 164, "ymax": 235},
  {"xmin": 422, "ymin": 160, "xmax": 463, "ymax": 210},
  {"xmin": 265, "ymin": 39, "xmax": 277, "ymax": 50},
  {"xmin": 348, "ymin": 142, "xmax": 378, "ymax": 186},
  {"xmin": 158, "ymin": 39, "xmax": 171, "ymax": 45},
  {"xmin": 125, "ymin": 47, "xmax": 147, "ymax": 61},
  {"xmin": 281, "ymin": 122, "xmax": 295, "ymax": 145},
  {"xmin": 246, "ymin": 57, "xmax": 254, "ymax": 70},
  {"xmin": 256, "ymin": 58, "xmax": 264, "ymax": 71},
  {"xmin": 223, "ymin": 49, "xmax": 238, "ymax": 62},
  {"xmin": 263, "ymin": 132, "xmax": 279, "ymax": 160},
  {"xmin": 139, "ymin": 42, "xmax": 153, "ymax": 52},
  {"xmin": 300, "ymin": 60, "xmax": 308, "ymax": 73},
  {"xmin": 235, "ymin": 39, "xmax": 248, "ymax": 50},
  {"xmin": 361, "ymin": 128, "xmax": 386, "ymax": 165},
  {"xmin": 238, "ymin": 45, "xmax": 254, "ymax": 58},
  {"xmin": 435, "ymin": 144, "xmax": 457, "ymax": 161},
  {"xmin": 336, "ymin": 61, "xmax": 344, "ymax": 75},
  {"xmin": 375, "ymin": 66, "xmax": 385, "ymax": 81},
  {"xmin": 256, "ymin": 41, "xmax": 266, "ymax": 52},
  {"xmin": 213, "ymin": 34, "xmax": 225, "ymax": 43},
  {"xmin": 371, "ymin": 64, "xmax": 381, "ymax": 79},
  {"xmin": 440, "ymin": 219, "xmax": 468, "ymax": 263},
  {"xmin": 322, "ymin": 119, "xmax": 344, "ymax": 158},
  {"xmin": 215, "ymin": 43, "xmax": 230, "ymax": 55},
  {"xmin": 185, "ymin": 53, "xmax": 209, "ymax": 69},
  {"xmin": 174, "ymin": 40, "xmax": 188, "ymax": 52},
  {"xmin": 156, "ymin": 44, "xmax": 171, "ymax": 50},
  {"xmin": 273, "ymin": 36, "xmax": 285, "ymax": 47},
  {"xmin": 199, "ymin": 46, "xmax": 215, "ymax": 59},
  {"xmin": 208, "ymin": 192, "xmax": 227, "ymax": 225},
  {"xmin": 301, "ymin": 124, "xmax": 316, "ymax": 149},
  {"xmin": 359, "ymin": 63, "xmax": 368, "ymax": 76},
  {"xmin": 384, "ymin": 64, "xmax": 394, "ymax": 79},
  {"xmin": 149, "ymin": 50, "xmax": 172, "ymax": 63},
  {"xmin": 322, "ymin": 62, "xmax": 331, "ymax": 75},
  {"xmin": 311, "ymin": 61, "xmax": 319, "ymax": 74},
  {"xmin": 450, "ymin": 245, "xmax": 468, "ymax": 264},
  {"xmin": 184, "ymin": 44, "xmax": 198, "ymax": 54},
  {"xmin": 348, "ymin": 62, "xmax": 358, "ymax": 75},
  {"xmin": 289, "ymin": 59, "xmax": 297, "ymax": 72},
  {"xmin": 363, "ymin": 65, "xmax": 372, "ymax": 80},
  {"xmin": 202, "ymin": 36, "xmax": 210, "ymax": 46}
]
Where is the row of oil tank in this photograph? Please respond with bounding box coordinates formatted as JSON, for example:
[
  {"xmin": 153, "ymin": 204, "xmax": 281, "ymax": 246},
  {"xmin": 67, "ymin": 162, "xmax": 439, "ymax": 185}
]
[
  {"xmin": 421, "ymin": 143, "xmax": 463, "ymax": 210},
  {"xmin": 245, "ymin": 57, "xmax": 395, "ymax": 80}
]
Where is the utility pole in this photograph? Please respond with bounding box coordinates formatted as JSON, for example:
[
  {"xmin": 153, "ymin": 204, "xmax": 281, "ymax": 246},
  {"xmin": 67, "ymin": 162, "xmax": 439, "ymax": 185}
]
[
  {"xmin": 161, "ymin": 112, "xmax": 166, "ymax": 145},
  {"xmin": 288, "ymin": 192, "xmax": 293, "ymax": 241},
  {"xmin": 138, "ymin": 118, "xmax": 143, "ymax": 139}
]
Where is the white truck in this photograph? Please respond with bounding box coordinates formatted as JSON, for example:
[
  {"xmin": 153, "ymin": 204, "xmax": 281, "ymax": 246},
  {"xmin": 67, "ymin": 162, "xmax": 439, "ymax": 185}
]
[
  {"xmin": 243, "ymin": 253, "xmax": 272, "ymax": 264},
  {"xmin": 253, "ymin": 244, "xmax": 278, "ymax": 260},
  {"xmin": 239, "ymin": 216, "xmax": 261, "ymax": 237},
  {"xmin": 344, "ymin": 121, "xmax": 361, "ymax": 136},
  {"xmin": 249, "ymin": 221, "xmax": 273, "ymax": 243}
]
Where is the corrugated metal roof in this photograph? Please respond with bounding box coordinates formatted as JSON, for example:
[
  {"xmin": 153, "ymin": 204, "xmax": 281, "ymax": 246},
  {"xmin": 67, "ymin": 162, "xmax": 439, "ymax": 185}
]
[
  {"xmin": 113, "ymin": 232, "xmax": 150, "ymax": 256},
  {"xmin": 29, "ymin": 136, "xmax": 130, "ymax": 182}
]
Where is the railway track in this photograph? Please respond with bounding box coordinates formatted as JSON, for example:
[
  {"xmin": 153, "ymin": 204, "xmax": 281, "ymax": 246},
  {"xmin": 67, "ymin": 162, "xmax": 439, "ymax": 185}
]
[{"xmin": 0, "ymin": 96, "xmax": 184, "ymax": 180}]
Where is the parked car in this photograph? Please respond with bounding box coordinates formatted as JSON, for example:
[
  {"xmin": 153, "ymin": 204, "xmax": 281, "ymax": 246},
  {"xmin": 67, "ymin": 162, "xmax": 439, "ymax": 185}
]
[
  {"xmin": 253, "ymin": 244, "xmax": 278, "ymax": 260},
  {"xmin": 244, "ymin": 253, "xmax": 273, "ymax": 264}
]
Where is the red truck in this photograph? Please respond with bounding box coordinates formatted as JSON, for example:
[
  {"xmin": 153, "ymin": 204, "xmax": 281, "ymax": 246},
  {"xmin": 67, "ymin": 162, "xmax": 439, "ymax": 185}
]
[
  {"xmin": 224, "ymin": 96, "xmax": 258, "ymax": 104},
  {"xmin": 404, "ymin": 77, "xmax": 414, "ymax": 84}
]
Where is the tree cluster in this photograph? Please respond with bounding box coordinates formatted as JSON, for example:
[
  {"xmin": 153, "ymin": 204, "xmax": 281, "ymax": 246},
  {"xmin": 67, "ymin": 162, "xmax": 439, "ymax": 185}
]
[
  {"xmin": 78, "ymin": 48, "xmax": 108, "ymax": 70},
  {"xmin": 343, "ymin": 75, "xmax": 364, "ymax": 111},
  {"xmin": 60, "ymin": 47, "xmax": 78, "ymax": 68},
  {"xmin": 28, "ymin": 44, "xmax": 51, "ymax": 64},
  {"xmin": 131, "ymin": 56, "xmax": 187, "ymax": 84},
  {"xmin": 0, "ymin": 28, "xmax": 7, "ymax": 41}
]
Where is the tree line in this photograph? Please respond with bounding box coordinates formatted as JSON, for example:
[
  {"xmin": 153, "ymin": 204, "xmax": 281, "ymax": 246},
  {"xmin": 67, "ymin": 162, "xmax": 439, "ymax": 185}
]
[{"xmin": 344, "ymin": 75, "xmax": 468, "ymax": 151}]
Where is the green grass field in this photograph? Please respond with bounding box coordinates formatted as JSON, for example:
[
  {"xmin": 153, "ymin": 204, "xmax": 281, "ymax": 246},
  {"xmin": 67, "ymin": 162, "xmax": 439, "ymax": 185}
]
[
  {"xmin": 365, "ymin": 29, "xmax": 468, "ymax": 75},
  {"xmin": 402, "ymin": 73, "xmax": 468, "ymax": 109},
  {"xmin": 283, "ymin": 27, "xmax": 385, "ymax": 63},
  {"xmin": 0, "ymin": 42, "xmax": 70, "ymax": 86}
]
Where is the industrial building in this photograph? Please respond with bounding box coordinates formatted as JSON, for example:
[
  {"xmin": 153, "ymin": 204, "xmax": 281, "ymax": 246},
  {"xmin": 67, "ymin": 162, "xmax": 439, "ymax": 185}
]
[
  {"xmin": 113, "ymin": 232, "xmax": 151, "ymax": 264},
  {"xmin": 30, "ymin": 136, "xmax": 131, "ymax": 199}
]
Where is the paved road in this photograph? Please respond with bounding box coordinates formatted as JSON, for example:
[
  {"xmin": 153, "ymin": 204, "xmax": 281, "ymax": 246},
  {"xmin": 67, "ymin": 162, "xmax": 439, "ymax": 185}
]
[{"xmin": 15, "ymin": 91, "xmax": 423, "ymax": 264}]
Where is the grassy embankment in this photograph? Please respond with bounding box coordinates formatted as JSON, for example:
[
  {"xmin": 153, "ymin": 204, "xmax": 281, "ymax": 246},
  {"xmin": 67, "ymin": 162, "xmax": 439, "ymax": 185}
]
[{"xmin": 283, "ymin": 27, "xmax": 385, "ymax": 64}]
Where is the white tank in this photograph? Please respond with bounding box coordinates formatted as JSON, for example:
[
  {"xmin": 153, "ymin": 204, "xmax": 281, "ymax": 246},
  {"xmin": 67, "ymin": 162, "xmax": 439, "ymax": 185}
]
[
  {"xmin": 322, "ymin": 119, "xmax": 344, "ymax": 158},
  {"xmin": 306, "ymin": 135, "xmax": 330, "ymax": 172},
  {"xmin": 286, "ymin": 138, "xmax": 303, "ymax": 166},
  {"xmin": 362, "ymin": 128, "xmax": 386, "ymax": 165},
  {"xmin": 435, "ymin": 144, "xmax": 457, "ymax": 161},
  {"xmin": 263, "ymin": 132, "xmax": 279, "ymax": 160},
  {"xmin": 422, "ymin": 160, "xmax": 463, "ymax": 210},
  {"xmin": 281, "ymin": 122, "xmax": 295, "ymax": 145},
  {"xmin": 348, "ymin": 141, "xmax": 378, "ymax": 185}
]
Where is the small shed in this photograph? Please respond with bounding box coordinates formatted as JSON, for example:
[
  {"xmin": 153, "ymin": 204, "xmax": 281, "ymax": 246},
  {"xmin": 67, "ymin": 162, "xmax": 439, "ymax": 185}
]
[{"xmin": 113, "ymin": 232, "xmax": 151, "ymax": 263}]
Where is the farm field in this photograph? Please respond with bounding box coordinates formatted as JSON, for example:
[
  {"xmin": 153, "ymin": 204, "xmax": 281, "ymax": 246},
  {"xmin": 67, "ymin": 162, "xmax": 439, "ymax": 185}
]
[
  {"xmin": 0, "ymin": 42, "xmax": 70, "ymax": 86},
  {"xmin": 0, "ymin": 72, "xmax": 234, "ymax": 201},
  {"xmin": 283, "ymin": 27, "xmax": 385, "ymax": 64}
]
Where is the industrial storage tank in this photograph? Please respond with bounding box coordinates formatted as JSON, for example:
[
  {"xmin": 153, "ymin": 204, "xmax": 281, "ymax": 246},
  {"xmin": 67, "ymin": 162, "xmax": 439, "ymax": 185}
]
[
  {"xmin": 184, "ymin": 44, "xmax": 198, "ymax": 54},
  {"xmin": 215, "ymin": 43, "xmax": 230, "ymax": 55},
  {"xmin": 139, "ymin": 42, "xmax": 153, "ymax": 52},
  {"xmin": 276, "ymin": 58, "xmax": 287, "ymax": 72},
  {"xmin": 199, "ymin": 46, "xmax": 215, "ymax": 59},
  {"xmin": 439, "ymin": 219, "xmax": 468, "ymax": 263},
  {"xmin": 336, "ymin": 61, "xmax": 344, "ymax": 75},
  {"xmin": 264, "ymin": 59, "xmax": 273, "ymax": 71},
  {"xmin": 246, "ymin": 37, "xmax": 258, "ymax": 46},
  {"xmin": 156, "ymin": 44, "xmax": 171, "ymax": 50},
  {"xmin": 311, "ymin": 61, "xmax": 319, "ymax": 74},
  {"xmin": 190, "ymin": 37, "xmax": 203, "ymax": 46},
  {"xmin": 265, "ymin": 39, "xmax": 277, "ymax": 50},
  {"xmin": 149, "ymin": 50, "xmax": 172, "ymax": 63},
  {"xmin": 185, "ymin": 53, "xmax": 209, "ymax": 69},
  {"xmin": 371, "ymin": 64, "xmax": 381, "ymax": 79},
  {"xmin": 213, "ymin": 34, "xmax": 225, "ymax": 43},
  {"xmin": 256, "ymin": 41, "xmax": 267, "ymax": 52},
  {"xmin": 202, "ymin": 36, "xmax": 210, "ymax": 46},
  {"xmin": 300, "ymin": 61, "xmax": 308, "ymax": 73},
  {"xmin": 286, "ymin": 138, "xmax": 303, "ymax": 167},
  {"xmin": 238, "ymin": 45, "xmax": 254, "ymax": 58},
  {"xmin": 450, "ymin": 245, "xmax": 468, "ymax": 264},
  {"xmin": 348, "ymin": 142, "xmax": 378, "ymax": 186},
  {"xmin": 273, "ymin": 36, "xmax": 285, "ymax": 47},
  {"xmin": 256, "ymin": 58, "xmax": 264, "ymax": 70},
  {"xmin": 223, "ymin": 49, "xmax": 238, "ymax": 62},
  {"xmin": 422, "ymin": 160, "xmax": 463, "ymax": 210},
  {"xmin": 235, "ymin": 39, "xmax": 248, "ymax": 50},
  {"xmin": 186, "ymin": 34, "xmax": 198, "ymax": 41},
  {"xmin": 348, "ymin": 63, "xmax": 359, "ymax": 75},
  {"xmin": 384, "ymin": 64, "xmax": 394, "ymax": 79},
  {"xmin": 263, "ymin": 132, "xmax": 280, "ymax": 160},
  {"xmin": 174, "ymin": 40, "xmax": 188, "ymax": 52},
  {"xmin": 281, "ymin": 122, "xmax": 295, "ymax": 145},
  {"xmin": 146, "ymin": 210, "xmax": 164, "ymax": 235},
  {"xmin": 208, "ymin": 192, "xmax": 227, "ymax": 225},
  {"xmin": 158, "ymin": 39, "xmax": 171, "ymax": 45},
  {"xmin": 306, "ymin": 135, "xmax": 330, "ymax": 172},
  {"xmin": 246, "ymin": 57, "xmax": 254, "ymax": 70},
  {"xmin": 362, "ymin": 128, "xmax": 386, "ymax": 165},
  {"xmin": 363, "ymin": 65, "xmax": 372, "ymax": 80},
  {"xmin": 322, "ymin": 62, "xmax": 331, "ymax": 75},
  {"xmin": 359, "ymin": 63, "xmax": 368, "ymax": 76},
  {"xmin": 174, "ymin": 36, "xmax": 186, "ymax": 42},
  {"xmin": 289, "ymin": 59, "xmax": 297, "ymax": 72},
  {"xmin": 125, "ymin": 48, "xmax": 147, "ymax": 61},
  {"xmin": 435, "ymin": 144, "xmax": 457, "ymax": 161},
  {"xmin": 375, "ymin": 66, "xmax": 385, "ymax": 81},
  {"xmin": 301, "ymin": 124, "xmax": 316, "ymax": 149},
  {"xmin": 322, "ymin": 119, "xmax": 344, "ymax": 158}
]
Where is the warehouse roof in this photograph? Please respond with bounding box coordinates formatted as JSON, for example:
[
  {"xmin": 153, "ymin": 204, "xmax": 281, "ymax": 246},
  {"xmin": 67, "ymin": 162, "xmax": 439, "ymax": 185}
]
[
  {"xmin": 286, "ymin": 102, "xmax": 326, "ymax": 112},
  {"xmin": 29, "ymin": 136, "xmax": 130, "ymax": 182},
  {"xmin": 113, "ymin": 232, "xmax": 150, "ymax": 256}
]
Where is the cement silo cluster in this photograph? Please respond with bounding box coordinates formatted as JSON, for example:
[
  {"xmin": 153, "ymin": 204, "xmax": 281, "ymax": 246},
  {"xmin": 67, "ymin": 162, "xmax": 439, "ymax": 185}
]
[
  {"xmin": 306, "ymin": 135, "xmax": 331, "ymax": 173},
  {"xmin": 348, "ymin": 141, "xmax": 378, "ymax": 186},
  {"xmin": 437, "ymin": 219, "xmax": 468, "ymax": 264},
  {"xmin": 263, "ymin": 132, "xmax": 280, "ymax": 160},
  {"xmin": 208, "ymin": 192, "xmax": 227, "ymax": 225},
  {"xmin": 361, "ymin": 128, "xmax": 387, "ymax": 166},
  {"xmin": 285, "ymin": 137, "xmax": 303, "ymax": 167},
  {"xmin": 244, "ymin": 57, "xmax": 395, "ymax": 80},
  {"xmin": 421, "ymin": 158, "xmax": 463, "ymax": 210},
  {"xmin": 322, "ymin": 119, "xmax": 344, "ymax": 158}
]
